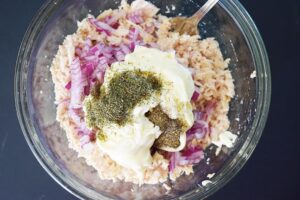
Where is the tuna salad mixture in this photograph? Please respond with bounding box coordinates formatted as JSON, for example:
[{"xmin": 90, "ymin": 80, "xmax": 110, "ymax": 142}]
[{"xmin": 50, "ymin": 0, "xmax": 235, "ymax": 185}]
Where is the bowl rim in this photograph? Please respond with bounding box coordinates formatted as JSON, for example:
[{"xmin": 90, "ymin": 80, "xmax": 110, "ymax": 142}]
[{"xmin": 14, "ymin": 0, "xmax": 271, "ymax": 199}]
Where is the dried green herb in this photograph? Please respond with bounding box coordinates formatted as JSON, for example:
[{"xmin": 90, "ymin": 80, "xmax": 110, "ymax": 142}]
[
  {"xmin": 97, "ymin": 131, "xmax": 107, "ymax": 142},
  {"xmin": 85, "ymin": 70, "xmax": 162, "ymax": 128},
  {"xmin": 146, "ymin": 106, "xmax": 184, "ymax": 149}
]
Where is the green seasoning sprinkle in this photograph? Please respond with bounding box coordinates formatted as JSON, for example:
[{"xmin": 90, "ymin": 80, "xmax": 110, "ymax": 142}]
[
  {"xmin": 85, "ymin": 70, "xmax": 162, "ymax": 128},
  {"xmin": 97, "ymin": 131, "xmax": 107, "ymax": 142},
  {"xmin": 146, "ymin": 106, "xmax": 184, "ymax": 149}
]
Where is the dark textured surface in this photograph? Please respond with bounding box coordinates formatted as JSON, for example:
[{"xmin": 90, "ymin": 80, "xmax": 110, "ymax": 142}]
[{"xmin": 0, "ymin": 0, "xmax": 299, "ymax": 199}]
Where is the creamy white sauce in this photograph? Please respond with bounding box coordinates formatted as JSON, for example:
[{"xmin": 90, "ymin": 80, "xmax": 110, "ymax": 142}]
[
  {"xmin": 86, "ymin": 46, "xmax": 195, "ymax": 176},
  {"xmin": 124, "ymin": 46, "xmax": 194, "ymax": 127}
]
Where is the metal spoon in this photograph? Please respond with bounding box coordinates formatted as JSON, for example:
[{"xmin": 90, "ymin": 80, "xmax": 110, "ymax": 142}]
[{"xmin": 170, "ymin": 0, "xmax": 219, "ymax": 35}]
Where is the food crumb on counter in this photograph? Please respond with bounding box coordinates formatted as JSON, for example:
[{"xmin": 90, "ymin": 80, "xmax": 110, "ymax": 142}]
[
  {"xmin": 165, "ymin": 5, "xmax": 171, "ymax": 13},
  {"xmin": 202, "ymin": 180, "xmax": 212, "ymax": 186},
  {"xmin": 207, "ymin": 173, "xmax": 215, "ymax": 179},
  {"xmin": 250, "ymin": 70, "xmax": 256, "ymax": 79}
]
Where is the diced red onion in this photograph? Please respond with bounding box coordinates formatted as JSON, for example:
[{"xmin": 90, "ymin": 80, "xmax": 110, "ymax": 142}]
[
  {"xmin": 168, "ymin": 152, "xmax": 178, "ymax": 172},
  {"xmin": 185, "ymin": 149, "xmax": 204, "ymax": 164},
  {"xmin": 65, "ymin": 81, "xmax": 71, "ymax": 90},
  {"xmin": 96, "ymin": 72, "xmax": 105, "ymax": 83},
  {"xmin": 69, "ymin": 107, "xmax": 94, "ymax": 139},
  {"xmin": 69, "ymin": 108, "xmax": 82, "ymax": 125},
  {"xmin": 114, "ymin": 50, "xmax": 125, "ymax": 61},
  {"xmin": 136, "ymin": 40, "xmax": 146, "ymax": 46},
  {"xmin": 191, "ymin": 86, "xmax": 200, "ymax": 101},
  {"xmin": 84, "ymin": 55, "xmax": 98, "ymax": 62},
  {"xmin": 92, "ymin": 58, "xmax": 107, "ymax": 83},
  {"xmin": 89, "ymin": 17, "xmax": 115, "ymax": 35},
  {"xmin": 89, "ymin": 43, "xmax": 105, "ymax": 56},
  {"xmin": 75, "ymin": 47, "xmax": 82, "ymax": 56},
  {"xmin": 128, "ymin": 10, "xmax": 144, "ymax": 24},
  {"xmin": 85, "ymin": 38, "xmax": 92, "ymax": 46},
  {"xmin": 129, "ymin": 42, "xmax": 136, "ymax": 51},
  {"xmin": 103, "ymin": 46, "xmax": 113, "ymax": 53},
  {"xmin": 82, "ymin": 63, "xmax": 95, "ymax": 77},
  {"xmin": 120, "ymin": 43, "xmax": 131, "ymax": 54},
  {"xmin": 169, "ymin": 148, "xmax": 204, "ymax": 172},
  {"xmin": 102, "ymin": 52, "xmax": 113, "ymax": 60},
  {"xmin": 104, "ymin": 15, "xmax": 119, "ymax": 29},
  {"xmin": 70, "ymin": 58, "xmax": 88, "ymax": 109},
  {"xmin": 187, "ymin": 119, "xmax": 208, "ymax": 140},
  {"xmin": 89, "ymin": 132, "xmax": 96, "ymax": 141},
  {"xmin": 108, "ymin": 58, "xmax": 117, "ymax": 65},
  {"xmin": 205, "ymin": 101, "xmax": 217, "ymax": 117},
  {"xmin": 80, "ymin": 134, "xmax": 90, "ymax": 147},
  {"xmin": 103, "ymin": 15, "xmax": 113, "ymax": 24},
  {"xmin": 128, "ymin": 28, "xmax": 140, "ymax": 41},
  {"xmin": 84, "ymin": 85, "xmax": 90, "ymax": 96},
  {"xmin": 194, "ymin": 110, "xmax": 205, "ymax": 121},
  {"xmin": 99, "ymin": 56, "xmax": 108, "ymax": 66},
  {"xmin": 82, "ymin": 38, "xmax": 92, "ymax": 53}
]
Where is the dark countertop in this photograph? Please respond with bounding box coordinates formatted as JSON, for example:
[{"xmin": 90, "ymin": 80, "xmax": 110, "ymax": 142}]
[{"xmin": 0, "ymin": 0, "xmax": 299, "ymax": 199}]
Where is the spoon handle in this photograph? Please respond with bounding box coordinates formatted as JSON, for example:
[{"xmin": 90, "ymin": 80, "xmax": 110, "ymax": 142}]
[{"xmin": 190, "ymin": 0, "xmax": 219, "ymax": 24}]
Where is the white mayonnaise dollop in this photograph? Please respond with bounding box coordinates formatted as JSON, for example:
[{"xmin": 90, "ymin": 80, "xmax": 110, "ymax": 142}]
[{"xmin": 85, "ymin": 46, "xmax": 195, "ymax": 176}]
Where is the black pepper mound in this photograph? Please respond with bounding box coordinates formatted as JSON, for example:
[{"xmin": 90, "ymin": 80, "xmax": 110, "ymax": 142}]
[
  {"xmin": 146, "ymin": 105, "xmax": 184, "ymax": 149},
  {"xmin": 85, "ymin": 70, "xmax": 162, "ymax": 128}
]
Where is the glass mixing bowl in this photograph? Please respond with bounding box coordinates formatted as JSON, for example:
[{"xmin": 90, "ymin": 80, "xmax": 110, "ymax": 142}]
[{"xmin": 15, "ymin": 0, "xmax": 271, "ymax": 199}]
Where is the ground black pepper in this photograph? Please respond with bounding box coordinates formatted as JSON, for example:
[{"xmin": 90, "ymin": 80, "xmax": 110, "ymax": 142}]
[{"xmin": 146, "ymin": 106, "xmax": 184, "ymax": 149}]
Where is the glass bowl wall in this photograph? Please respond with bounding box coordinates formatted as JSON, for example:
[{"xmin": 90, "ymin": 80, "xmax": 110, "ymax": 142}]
[{"xmin": 15, "ymin": 0, "xmax": 270, "ymax": 199}]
